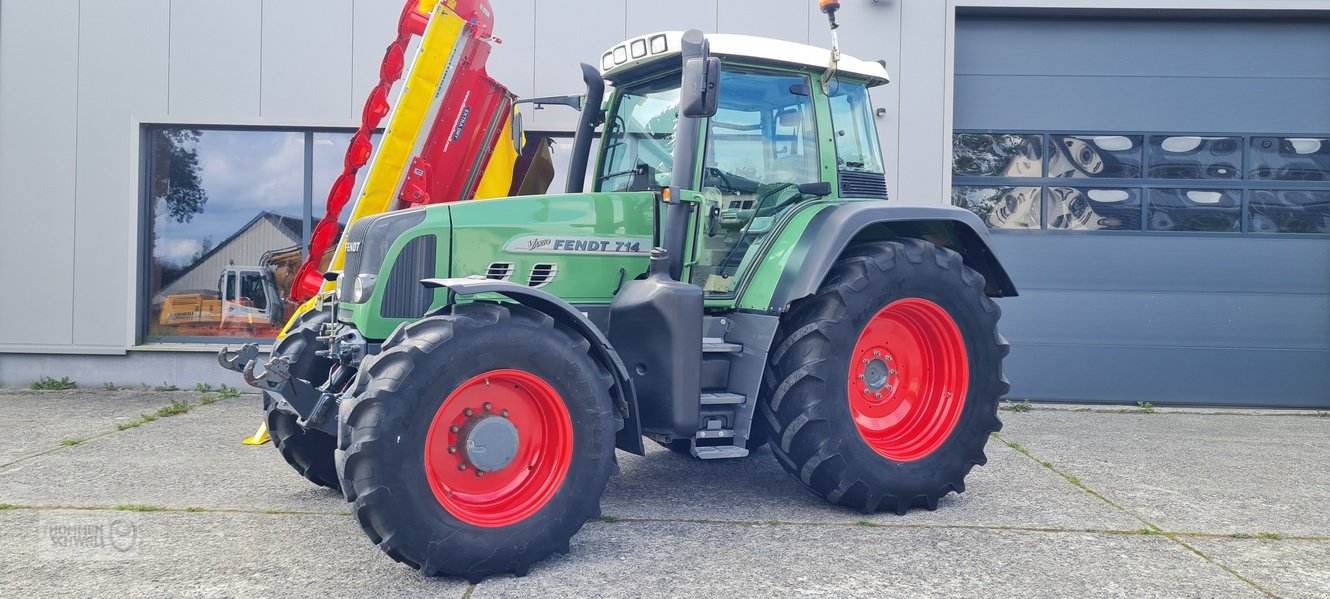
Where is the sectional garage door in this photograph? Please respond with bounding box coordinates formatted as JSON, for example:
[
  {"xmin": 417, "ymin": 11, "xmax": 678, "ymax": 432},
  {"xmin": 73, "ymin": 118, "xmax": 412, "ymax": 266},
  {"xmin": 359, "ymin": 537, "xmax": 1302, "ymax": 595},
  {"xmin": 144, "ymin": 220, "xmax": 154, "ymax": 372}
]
[{"xmin": 952, "ymin": 16, "xmax": 1330, "ymax": 408}]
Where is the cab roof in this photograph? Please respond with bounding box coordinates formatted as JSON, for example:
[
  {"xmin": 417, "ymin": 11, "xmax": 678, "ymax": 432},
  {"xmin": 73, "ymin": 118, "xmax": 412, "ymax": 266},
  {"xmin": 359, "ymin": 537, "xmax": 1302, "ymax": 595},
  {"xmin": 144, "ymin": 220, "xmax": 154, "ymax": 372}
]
[{"xmin": 599, "ymin": 31, "xmax": 891, "ymax": 87}]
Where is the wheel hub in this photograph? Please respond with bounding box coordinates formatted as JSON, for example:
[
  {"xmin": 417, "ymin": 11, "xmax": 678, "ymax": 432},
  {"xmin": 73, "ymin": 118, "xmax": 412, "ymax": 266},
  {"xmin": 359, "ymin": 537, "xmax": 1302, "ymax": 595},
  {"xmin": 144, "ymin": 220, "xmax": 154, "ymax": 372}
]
[
  {"xmin": 460, "ymin": 414, "xmax": 520, "ymax": 472},
  {"xmin": 846, "ymin": 298, "xmax": 969, "ymax": 462},
  {"xmin": 423, "ymin": 369, "xmax": 574, "ymax": 527}
]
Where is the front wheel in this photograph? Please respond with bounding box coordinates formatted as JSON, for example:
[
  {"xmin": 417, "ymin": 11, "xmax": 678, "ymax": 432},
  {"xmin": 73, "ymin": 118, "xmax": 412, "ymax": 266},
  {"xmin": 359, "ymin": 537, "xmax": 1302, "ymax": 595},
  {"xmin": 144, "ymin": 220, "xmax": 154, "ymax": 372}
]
[
  {"xmin": 336, "ymin": 303, "xmax": 620, "ymax": 581},
  {"xmin": 759, "ymin": 239, "xmax": 1009, "ymax": 514},
  {"xmin": 264, "ymin": 309, "xmax": 340, "ymax": 491}
]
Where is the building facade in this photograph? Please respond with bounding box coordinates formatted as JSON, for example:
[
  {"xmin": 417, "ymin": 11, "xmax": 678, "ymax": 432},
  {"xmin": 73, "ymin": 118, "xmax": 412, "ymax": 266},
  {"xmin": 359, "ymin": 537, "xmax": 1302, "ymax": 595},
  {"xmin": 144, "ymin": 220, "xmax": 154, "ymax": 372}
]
[{"xmin": 0, "ymin": 0, "xmax": 1326, "ymax": 407}]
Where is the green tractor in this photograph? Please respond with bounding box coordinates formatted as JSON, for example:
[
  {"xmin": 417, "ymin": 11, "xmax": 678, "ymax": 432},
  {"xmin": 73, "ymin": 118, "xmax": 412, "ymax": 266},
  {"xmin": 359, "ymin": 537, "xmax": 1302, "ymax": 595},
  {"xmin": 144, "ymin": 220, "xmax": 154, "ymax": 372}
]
[{"xmin": 222, "ymin": 25, "xmax": 1016, "ymax": 582}]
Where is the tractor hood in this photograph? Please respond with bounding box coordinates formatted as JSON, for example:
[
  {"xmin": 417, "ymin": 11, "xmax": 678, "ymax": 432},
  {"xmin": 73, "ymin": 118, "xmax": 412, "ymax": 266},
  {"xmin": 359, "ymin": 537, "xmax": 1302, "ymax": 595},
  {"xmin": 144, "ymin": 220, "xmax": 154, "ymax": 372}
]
[{"xmin": 336, "ymin": 191, "xmax": 657, "ymax": 339}]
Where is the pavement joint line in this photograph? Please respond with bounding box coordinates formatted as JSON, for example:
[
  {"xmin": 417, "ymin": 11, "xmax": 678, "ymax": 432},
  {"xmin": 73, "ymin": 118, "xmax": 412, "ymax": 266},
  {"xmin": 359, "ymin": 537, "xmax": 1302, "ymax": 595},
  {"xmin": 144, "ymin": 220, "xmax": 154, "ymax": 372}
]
[
  {"xmin": 994, "ymin": 432, "xmax": 1279, "ymax": 598},
  {"xmin": 584, "ymin": 515, "xmax": 1330, "ymax": 542},
  {"xmin": 0, "ymin": 393, "xmax": 240, "ymax": 471},
  {"xmin": 0, "ymin": 503, "xmax": 350, "ymax": 517},
  {"xmin": 999, "ymin": 404, "xmax": 1330, "ymax": 419},
  {"xmin": 0, "ymin": 503, "xmax": 1319, "ymax": 545}
]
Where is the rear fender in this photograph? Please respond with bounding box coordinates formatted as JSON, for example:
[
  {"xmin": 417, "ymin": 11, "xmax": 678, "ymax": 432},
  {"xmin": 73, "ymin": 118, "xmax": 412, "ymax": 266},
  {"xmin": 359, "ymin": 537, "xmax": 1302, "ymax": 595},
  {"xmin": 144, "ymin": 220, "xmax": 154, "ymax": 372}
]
[
  {"xmin": 422, "ymin": 278, "xmax": 645, "ymax": 455},
  {"xmin": 764, "ymin": 203, "xmax": 1018, "ymax": 312}
]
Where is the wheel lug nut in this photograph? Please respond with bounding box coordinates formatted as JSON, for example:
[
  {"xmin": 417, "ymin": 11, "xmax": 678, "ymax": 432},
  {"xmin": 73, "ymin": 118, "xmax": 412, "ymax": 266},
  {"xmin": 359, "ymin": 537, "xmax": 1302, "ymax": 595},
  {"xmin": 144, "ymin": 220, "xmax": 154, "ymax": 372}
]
[
  {"xmin": 475, "ymin": 470, "xmax": 484, "ymax": 478},
  {"xmin": 857, "ymin": 374, "xmax": 865, "ymax": 380},
  {"xmin": 448, "ymin": 446, "xmax": 457, "ymax": 454},
  {"xmin": 875, "ymin": 392, "xmax": 882, "ymax": 398},
  {"xmin": 483, "ymin": 402, "xmax": 492, "ymax": 412},
  {"xmin": 501, "ymin": 409, "xmax": 509, "ymax": 418},
  {"xmin": 457, "ymin": 464, "xmax": 467, "ymax": 471},
  {"xmin": 449, "ymin": 425, "xmax": 460, "ymax": 433},
  {"xmin": 873, "ymin": 350, "xmax": 880, "ymax": 356},
  {"xmin": 463, "ymin": 408, "xmax": 473, "ymax": 417},
  {"xmin": 889, "ymin": 369, "xmax": 897, "ymax": 376}
]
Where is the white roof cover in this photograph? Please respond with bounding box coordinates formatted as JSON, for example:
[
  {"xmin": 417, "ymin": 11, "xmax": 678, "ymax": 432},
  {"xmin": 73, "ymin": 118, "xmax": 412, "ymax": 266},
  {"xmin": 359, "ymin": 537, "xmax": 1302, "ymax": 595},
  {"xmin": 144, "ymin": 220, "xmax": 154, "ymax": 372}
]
[{"xmin": 599, "ymin": 31, "xmax": 890, "ymax": 86}]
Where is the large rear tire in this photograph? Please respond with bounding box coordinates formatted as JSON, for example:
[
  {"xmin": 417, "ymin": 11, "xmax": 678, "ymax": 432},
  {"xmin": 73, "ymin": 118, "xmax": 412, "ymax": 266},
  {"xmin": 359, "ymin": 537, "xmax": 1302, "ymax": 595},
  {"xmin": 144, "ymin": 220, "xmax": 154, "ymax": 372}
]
[
  {"xmin": 336, "ymin": 302, "xmax": 620, "ymax": 581},
  {"xmin": 264, "ymin": 309, "xmax": 341, "ymax": 491},
  {"xmin": 759, "ymin": 239, "xmax": 1009, "ymax": 514}
]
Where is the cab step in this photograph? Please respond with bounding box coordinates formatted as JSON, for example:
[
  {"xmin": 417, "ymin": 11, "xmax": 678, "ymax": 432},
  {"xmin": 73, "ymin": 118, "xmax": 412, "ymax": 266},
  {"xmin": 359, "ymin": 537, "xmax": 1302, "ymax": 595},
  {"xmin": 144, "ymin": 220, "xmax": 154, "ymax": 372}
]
[
  {"xmin": 700, "ymin": 392, "xmax": 745, "ymax": 405},
  {"xmin": 702, "ymin": 338, "xmax": 743, "ymax": 353},
  {"xmin": 692, "ymin": 446, "xmax": 750, "ymax": 460}
]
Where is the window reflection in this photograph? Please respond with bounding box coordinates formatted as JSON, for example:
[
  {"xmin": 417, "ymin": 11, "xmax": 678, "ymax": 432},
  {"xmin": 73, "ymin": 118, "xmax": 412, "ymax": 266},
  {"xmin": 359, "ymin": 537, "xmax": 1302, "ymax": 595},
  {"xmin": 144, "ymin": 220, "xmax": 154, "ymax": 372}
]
[
  {"xmin": 1147, "ymin": 189, "xmax": 1241, "ymax": 232},
  {"xmin": 952, "ymin": 134, "xmax": 1042, "ymax": 177},
  {"xmin": 1249, "ymin": 137, "xmax": 1330, "ymax": 181},
  {"xmin": 1048, "ymin": 187, "xmax": 1141, "ymax": 231},
  {"xmin": 1249, "ymin": 190, "xmax": 1330, "ymax": 234},
  {"xmin": 1049, "ymin": 135, "xmax": 1141, "ymax": 179},
  {"xmin": 1148, "ymin": 136, "xmax": 1241, "ymax": 180},
  {"xmin": 148, "ymin": 128, "xmax": 306, "ymax": 340},
  {"xmin": 952, "ymin": 185, "xmax": 1041, "ymax": 229}
]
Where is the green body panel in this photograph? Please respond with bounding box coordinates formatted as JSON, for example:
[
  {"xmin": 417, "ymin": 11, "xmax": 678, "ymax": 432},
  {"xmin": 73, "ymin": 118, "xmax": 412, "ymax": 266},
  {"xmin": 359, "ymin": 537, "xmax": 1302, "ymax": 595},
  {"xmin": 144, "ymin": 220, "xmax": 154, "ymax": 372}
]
[
  {"xmin": 341, "ymin": 192, "xmax": 657, "ymax": 340},
  {"xmin": 720, "ymin": 200, "xmax": 835, "ymax": 311},
  {"xmin": 449, "ymin": 191, "xmax": 657, "ymax": 303}
]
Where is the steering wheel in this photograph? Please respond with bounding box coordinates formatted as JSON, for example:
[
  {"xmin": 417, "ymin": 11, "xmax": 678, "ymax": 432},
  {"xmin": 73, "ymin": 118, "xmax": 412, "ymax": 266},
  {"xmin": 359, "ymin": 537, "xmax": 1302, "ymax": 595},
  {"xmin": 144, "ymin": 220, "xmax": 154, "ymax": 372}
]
[{"xmin": 704, "ymin": 167, "xmax": 740, "ymax": 192}]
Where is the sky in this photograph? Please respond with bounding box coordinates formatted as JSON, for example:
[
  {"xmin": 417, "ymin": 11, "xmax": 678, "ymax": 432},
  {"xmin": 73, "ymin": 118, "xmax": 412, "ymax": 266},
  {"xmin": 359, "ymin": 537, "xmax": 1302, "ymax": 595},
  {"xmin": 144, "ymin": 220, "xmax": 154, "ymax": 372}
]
[{"xmin": 152, "ymin": 129, "xmax": 353, "ymax": 267}]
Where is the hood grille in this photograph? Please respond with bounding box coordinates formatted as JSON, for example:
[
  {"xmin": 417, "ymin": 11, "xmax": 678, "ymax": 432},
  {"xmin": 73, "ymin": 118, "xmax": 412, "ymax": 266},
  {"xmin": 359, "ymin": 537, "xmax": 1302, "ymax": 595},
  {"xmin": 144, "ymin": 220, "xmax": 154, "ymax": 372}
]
[{"xmin": 527, "ymin": 264, "xmax": 558, "ymax": 288}]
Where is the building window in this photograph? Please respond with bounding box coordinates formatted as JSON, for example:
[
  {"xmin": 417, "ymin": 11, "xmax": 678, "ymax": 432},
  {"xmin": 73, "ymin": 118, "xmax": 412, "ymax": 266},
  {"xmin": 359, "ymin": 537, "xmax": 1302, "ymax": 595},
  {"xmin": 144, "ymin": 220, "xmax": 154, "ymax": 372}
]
[
  {"xmin": 143, "ymin": 126, "xmax": 359, "ymax": 343},
  {"xmin": 952, "ymin": 131, "xmax": 1330, "ymax": 235}
]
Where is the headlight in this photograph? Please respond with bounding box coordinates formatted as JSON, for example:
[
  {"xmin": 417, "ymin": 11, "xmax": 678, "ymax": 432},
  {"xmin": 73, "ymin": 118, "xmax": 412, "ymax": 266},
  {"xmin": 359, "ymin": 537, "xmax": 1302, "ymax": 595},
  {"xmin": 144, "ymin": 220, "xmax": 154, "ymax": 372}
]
[{"xmin": 352, "ymin": 274, "xmax": 377, "ymax": 303}]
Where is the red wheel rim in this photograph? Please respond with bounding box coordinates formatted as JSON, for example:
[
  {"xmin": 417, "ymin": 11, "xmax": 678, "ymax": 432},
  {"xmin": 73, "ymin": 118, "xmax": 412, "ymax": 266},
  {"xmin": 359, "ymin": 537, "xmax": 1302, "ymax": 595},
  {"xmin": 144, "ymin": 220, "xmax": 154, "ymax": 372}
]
[
  {"xmin": 424, "ymin": 369, "xmax": 573, "ymax": 527},
  {"xmin": 847, "ymin": 298, "xmax": 968, "ymax": 462}
]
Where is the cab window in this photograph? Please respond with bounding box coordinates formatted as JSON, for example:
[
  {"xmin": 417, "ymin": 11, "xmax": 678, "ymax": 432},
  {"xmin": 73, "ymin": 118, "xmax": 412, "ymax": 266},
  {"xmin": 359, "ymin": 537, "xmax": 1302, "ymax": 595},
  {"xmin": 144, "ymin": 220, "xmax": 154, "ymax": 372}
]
[{"xmin": 693, "ymin": 69, "xmax": 820, "ymax": 295}]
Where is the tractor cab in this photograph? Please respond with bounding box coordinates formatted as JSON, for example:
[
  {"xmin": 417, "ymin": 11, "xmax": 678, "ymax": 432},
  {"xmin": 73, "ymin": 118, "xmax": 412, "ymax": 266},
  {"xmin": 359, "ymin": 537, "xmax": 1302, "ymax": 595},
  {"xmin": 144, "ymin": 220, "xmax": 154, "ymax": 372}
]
[{"xmin": 590, "ymin": 31, "xmax": 890, "ymax": 295}]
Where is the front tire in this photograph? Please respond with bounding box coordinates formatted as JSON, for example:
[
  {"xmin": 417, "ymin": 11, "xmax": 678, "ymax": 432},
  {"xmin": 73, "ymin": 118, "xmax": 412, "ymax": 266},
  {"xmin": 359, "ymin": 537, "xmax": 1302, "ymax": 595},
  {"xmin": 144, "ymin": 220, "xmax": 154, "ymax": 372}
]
[
  {"xmin": 264, "ymin": 309, "xmax": 341, "ymax": 491},
  {"xmin": 759, "ymin": 239, "xmax": 1009, "ymax": 514},
  {"xmin": 336, "ymin": 303, "xmax": 620, "ymax": 581}
]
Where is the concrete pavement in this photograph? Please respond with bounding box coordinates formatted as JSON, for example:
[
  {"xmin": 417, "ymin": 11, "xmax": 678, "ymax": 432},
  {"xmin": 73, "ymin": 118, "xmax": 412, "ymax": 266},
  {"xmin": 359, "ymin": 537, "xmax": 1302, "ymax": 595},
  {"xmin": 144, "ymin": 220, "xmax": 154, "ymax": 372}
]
[{"xmin": 0, "ymin": 388, "xmax": 1326, "ymax": 598}]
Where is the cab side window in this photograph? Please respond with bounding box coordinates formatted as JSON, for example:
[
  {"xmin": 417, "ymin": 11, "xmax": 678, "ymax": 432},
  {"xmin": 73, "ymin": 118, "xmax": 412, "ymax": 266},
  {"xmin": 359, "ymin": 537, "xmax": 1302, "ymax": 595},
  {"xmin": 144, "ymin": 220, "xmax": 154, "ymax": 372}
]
[{"xmin": 693, "ymin": 70, "xmax": 821, "ymax": 295}]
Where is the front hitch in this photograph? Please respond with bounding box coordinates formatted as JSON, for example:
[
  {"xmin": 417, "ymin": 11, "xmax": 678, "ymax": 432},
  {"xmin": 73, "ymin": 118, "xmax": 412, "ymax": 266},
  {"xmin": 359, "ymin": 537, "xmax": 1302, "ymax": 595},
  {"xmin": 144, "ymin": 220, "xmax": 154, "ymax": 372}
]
[
  {"xmin": 242, "ymin": 355, "xmax": 292, "ymax": 392},
  {"xmin": 217, "ymin": 344, "xmax": 261, "ymax": 374}
]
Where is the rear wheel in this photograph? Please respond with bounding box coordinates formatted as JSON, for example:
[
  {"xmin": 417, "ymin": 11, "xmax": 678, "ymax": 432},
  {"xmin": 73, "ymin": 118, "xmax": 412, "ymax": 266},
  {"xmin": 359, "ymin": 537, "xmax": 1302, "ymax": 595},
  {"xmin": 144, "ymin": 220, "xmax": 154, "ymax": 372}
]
[
  {"xmin": 264, "ymin": 309, "xmax": 340, "ymax": 491},
  {"xmin": 336, "ymin": 303, "xmax": 620, "ymax": 581},
  {"xmin": 759, "ymin": 239, "xmax": 1008, "ymax": 513}
]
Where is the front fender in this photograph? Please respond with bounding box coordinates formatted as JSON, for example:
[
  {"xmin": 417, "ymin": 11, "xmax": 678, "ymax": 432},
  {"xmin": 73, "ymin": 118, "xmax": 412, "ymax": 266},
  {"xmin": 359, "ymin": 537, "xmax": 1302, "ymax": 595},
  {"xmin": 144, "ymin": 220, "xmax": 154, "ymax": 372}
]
[
  {"xmin": 421, "ymin": 277, "xmax": 645, "ymax": 455},
  {"xmin": 755, "ymin": 203, "xmax": 1018, "ymax": 313}
]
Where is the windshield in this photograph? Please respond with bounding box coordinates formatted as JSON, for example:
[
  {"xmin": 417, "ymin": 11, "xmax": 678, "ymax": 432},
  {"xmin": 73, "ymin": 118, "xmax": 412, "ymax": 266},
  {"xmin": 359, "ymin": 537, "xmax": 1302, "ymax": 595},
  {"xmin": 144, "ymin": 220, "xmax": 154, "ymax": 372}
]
[
  {"xmin": 827, "ymin": 81, "xmax": 885, "ymax": 174},
  {"xmin": 596, "ymin": 76, "xmax": 680, "ymax": 192}
]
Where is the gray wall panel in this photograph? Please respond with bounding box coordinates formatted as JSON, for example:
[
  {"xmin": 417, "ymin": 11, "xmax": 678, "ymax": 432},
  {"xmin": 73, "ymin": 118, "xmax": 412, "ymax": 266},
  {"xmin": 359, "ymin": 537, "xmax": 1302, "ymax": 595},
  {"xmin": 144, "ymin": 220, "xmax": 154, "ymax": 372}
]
[
  {"xmin": 531, "ymin": 0, "xmax": 626, "ymax": 131},
  {"xmin": 261, "ymin": 0, "xmax": 354, "ymax": 121},
  {"xmin": 894, "ymin": 0, "xmax": 950, "ymax": 205},
  {"xmin": 351, "ymin": 0, "xmax": 401, "ymax": 112},
  {"xmin": 955, "ymin": 75, "xmax": 1330, "ymax": 133},
  {"xmin": 487, "ymin": 0, "xmax": 536, "ymax": 102},
  {"xmin": 0, "ymin": 0, "xmax": 80, "ymax": 346},
  {"xmin": 956, "ymin": 18, "xmax": 1330, "ymax": 79},
  {"xmin": 72, "ymin": 0, "xmax": 171, "ymax": 348},
  {"xmin": 169, "ymin": 0, "xmax": 262, "ymax": 117},
  {"xmin": 999, "ymin": 289, "xmax": 1330, "ymax": 350},
  {"xmin": 626, "ymin": 0, "xmax": 717, "ymax": 35},
  {"xmin": 994, "ymin": 235, "xmax": 1330, "ymax": 295},
  {"xmin": 1003, "ymin": 344, "xmax": 1330, "ymax": 408},
  {"xmin": 719, "ymin": 0, "xmax": 809, "ymax": 42}
]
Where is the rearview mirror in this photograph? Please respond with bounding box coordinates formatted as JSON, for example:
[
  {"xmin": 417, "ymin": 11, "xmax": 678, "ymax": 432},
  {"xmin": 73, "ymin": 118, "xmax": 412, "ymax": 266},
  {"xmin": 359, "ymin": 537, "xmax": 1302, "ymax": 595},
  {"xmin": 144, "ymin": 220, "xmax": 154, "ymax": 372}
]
[
  {"xmin": 797, "ymin": 182, "xmax": 833, "ymax": 197},
  {"xmin": 681, "ymin": 56, "xmax": 721, "ymax": 118}
]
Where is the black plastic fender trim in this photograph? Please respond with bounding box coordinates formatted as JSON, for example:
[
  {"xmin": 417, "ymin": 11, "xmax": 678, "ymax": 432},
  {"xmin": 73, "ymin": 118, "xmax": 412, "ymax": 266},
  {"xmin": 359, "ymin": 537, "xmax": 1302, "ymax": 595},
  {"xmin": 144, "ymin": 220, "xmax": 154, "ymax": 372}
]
[
  {"xmin": 767, "ymin": 203, "xmax": 1019, "ymax": 312},
  {"xmin": 422, "ymin": 277, "xmax": 646, "ymax": 455}
]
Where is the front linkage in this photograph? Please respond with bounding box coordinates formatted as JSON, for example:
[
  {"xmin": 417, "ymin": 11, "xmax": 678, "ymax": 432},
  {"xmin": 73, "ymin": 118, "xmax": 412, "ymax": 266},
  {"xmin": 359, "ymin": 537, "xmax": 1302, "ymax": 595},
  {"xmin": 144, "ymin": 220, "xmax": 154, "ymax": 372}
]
[{"xmin": 218, "ymin": 315, "xmax": 369, "ymax": 437}]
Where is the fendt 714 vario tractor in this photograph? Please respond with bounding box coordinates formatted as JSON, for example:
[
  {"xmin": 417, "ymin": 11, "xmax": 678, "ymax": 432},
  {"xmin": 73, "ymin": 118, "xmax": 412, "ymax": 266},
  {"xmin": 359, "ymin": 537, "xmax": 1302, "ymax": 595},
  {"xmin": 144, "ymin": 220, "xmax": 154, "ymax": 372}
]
[{"xmin": 221, "ymin": 0, "xmax": 1016, "ymax": 581}]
